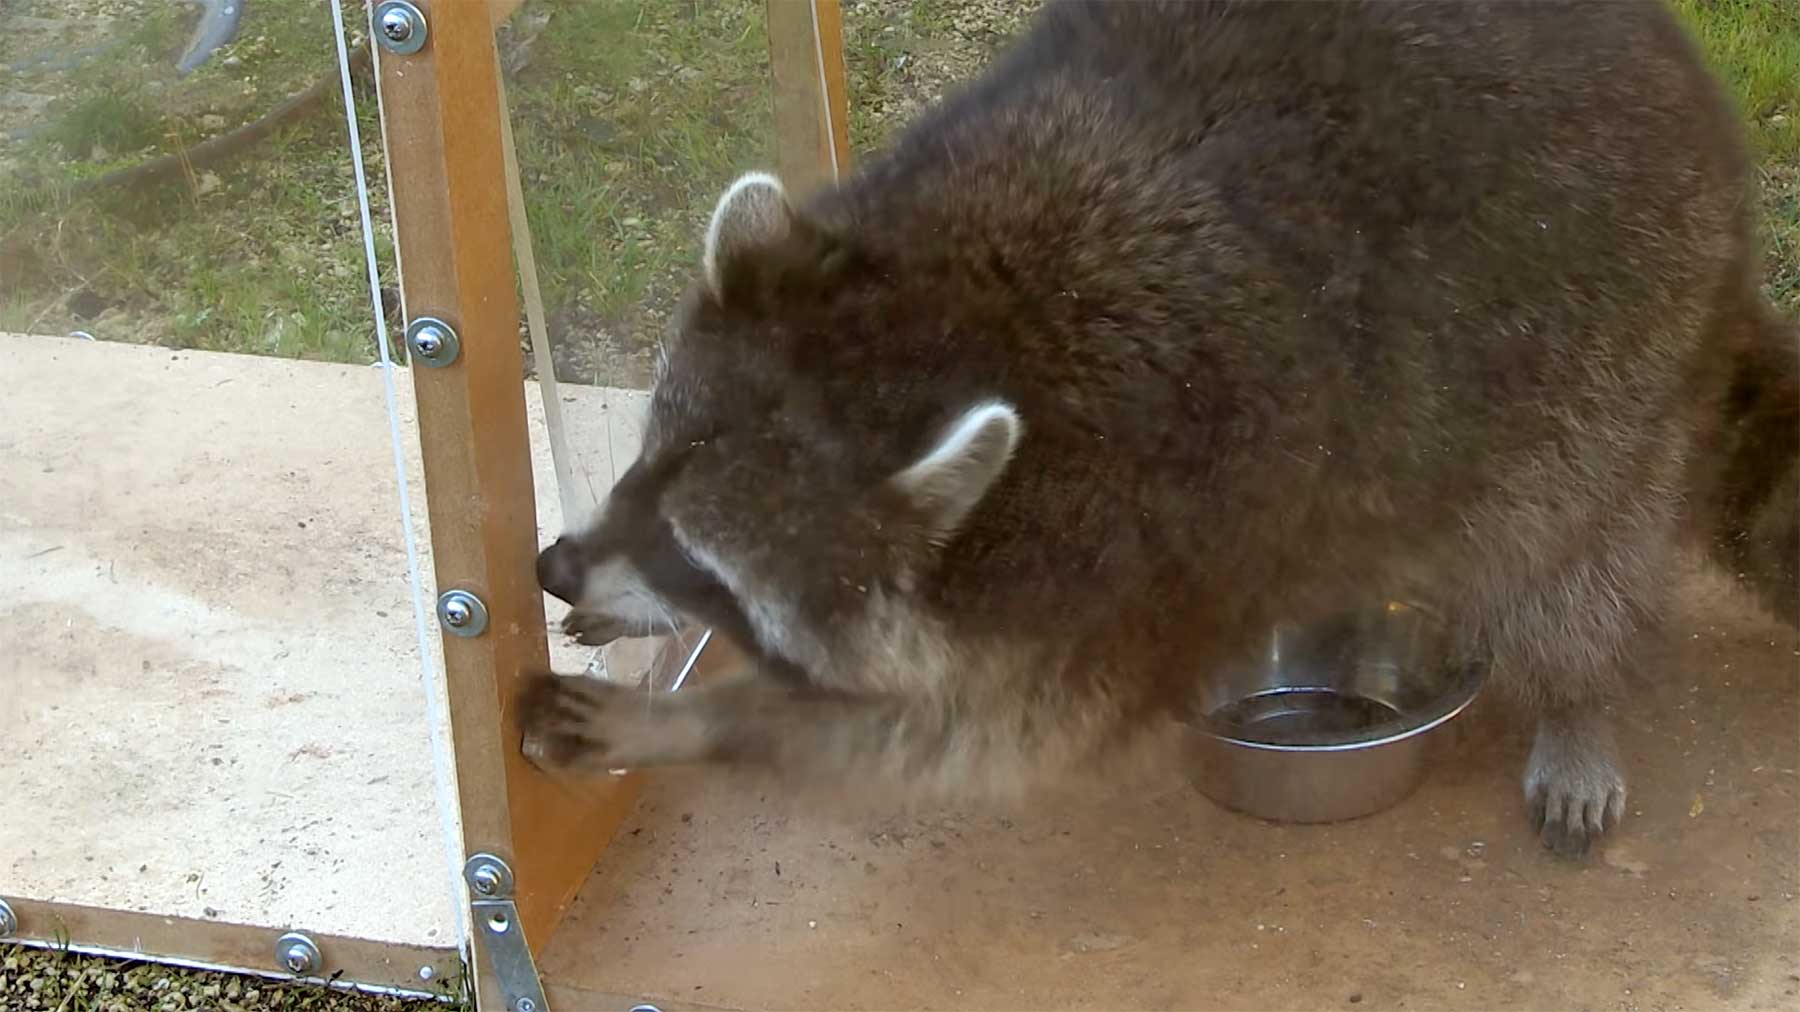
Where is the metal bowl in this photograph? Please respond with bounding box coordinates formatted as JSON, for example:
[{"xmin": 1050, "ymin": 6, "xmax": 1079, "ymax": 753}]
[{"xmin": 1190, "ymin": 600, "xmax": 1484, "ymax": 824}]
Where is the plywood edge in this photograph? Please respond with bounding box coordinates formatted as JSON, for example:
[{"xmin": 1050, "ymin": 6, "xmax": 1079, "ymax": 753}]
[{"xmin": 3, "ymin": 898, "xmax": 458, "ymax": 996}]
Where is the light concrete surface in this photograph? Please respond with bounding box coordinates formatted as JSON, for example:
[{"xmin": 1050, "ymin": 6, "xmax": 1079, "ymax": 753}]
[
  {"xmin": 1, "ymin": 333, "xmax": 652, "ymax": 949},
  {"xmin": 542, "ymin": 568, "xmax": 1799, "ymax": 1009}
]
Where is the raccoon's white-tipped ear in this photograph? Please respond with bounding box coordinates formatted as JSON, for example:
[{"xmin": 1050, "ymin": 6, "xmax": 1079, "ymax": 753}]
[
  {"xmin": 892, "ymin": 401, "xmax": 1023, "ymax": 542},
  {"xmin": 703, "ymin": 171, "xmax": 793, "ymax": 299}
]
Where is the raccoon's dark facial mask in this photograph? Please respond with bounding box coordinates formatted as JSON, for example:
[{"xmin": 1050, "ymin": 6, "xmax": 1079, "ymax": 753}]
[
  {"xmin": 536, "ymin": 172, "xmax": 1023, "ymax": 677},
  {"xmin": 536, "ymin": 448, "xmax": 778, "ymax": 673}
]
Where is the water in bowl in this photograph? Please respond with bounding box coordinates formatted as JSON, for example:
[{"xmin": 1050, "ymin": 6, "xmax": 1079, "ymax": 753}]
[{"xmin": 1209, "ymin": 687, "xmax": 1403, "ymax": 744}]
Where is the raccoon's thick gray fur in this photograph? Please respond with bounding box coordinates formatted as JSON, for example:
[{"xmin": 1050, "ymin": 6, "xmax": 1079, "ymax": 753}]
[{"xmin": 526, "ymin": 0, "xmax": 1799, "ymax": 857}]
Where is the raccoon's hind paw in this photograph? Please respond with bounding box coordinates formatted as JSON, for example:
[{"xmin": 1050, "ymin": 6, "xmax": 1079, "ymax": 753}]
[{"xmin": 1523, "ymin": 712, "xmax": 1627, "ymax": 858}]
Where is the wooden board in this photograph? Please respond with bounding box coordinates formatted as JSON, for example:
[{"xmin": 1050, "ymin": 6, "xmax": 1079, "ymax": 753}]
[
  {"xmin": 766, "ymin": 0, "xmax": 852, "ymax": 193},
  {"xmin": 371, "ymin": 2, "xmax": 640, "ymax": 1002},
  {"xmin": 5, "ymin": 899, "xmax": 454, "ymax": 998}
]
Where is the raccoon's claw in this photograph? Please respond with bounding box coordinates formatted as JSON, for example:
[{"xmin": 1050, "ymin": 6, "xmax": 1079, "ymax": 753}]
[
  {"xmin": 519, "ymin": 671, "xmax": 716, "ymax": 772},
  {"xmin": 1526, "ymin": 775, "xmax": 1626, "ymax": 857},
  {"xmin": 1523, "ymin": 714, "xmax": 1627, "ymax": 858},
  {"xmin": 519, "ymin": 673, "xmax": 619, "ymax": 771},
  {"xmin": 561, "ymin": 612, "xmax": 631, "ymax": 647}
]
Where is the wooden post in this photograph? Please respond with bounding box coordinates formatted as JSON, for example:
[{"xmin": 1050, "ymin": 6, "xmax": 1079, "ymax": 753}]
[
  {"xmin": 372, "ymin": 1, "xmax": 639, "ymax": 1003},
  {"xmin": 766, "ymin": 0, "xmax": 852, "ymax": 192}
]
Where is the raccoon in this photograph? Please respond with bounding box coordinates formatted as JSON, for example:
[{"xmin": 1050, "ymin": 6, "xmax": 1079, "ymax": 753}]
[{"xmin": 525, "ymin": 0, "xmax": 1799, "ymax": 856}]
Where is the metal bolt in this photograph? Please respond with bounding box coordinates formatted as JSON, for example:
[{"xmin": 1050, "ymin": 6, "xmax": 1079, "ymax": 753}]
[
  {"xmin": 513, "ymin": 999, "xmax": 537, "ymax": 1012},
  {"xmin": 380, "ymin": 9, "xmax": 412, "ymax": 42},
  {"xmin": 419, "ymin": 965, "xmax": 436, "ymax": 982},
  {"xmin": 0, "ymin": 899, "xmax": 16, "ymax": 937},
  {"xmin": 437, "ymin": 589, "xmax": 488, "ymax": 638},
  {"xmin": 470, "ymin": 864, "xmax": 501, "ymax": 896},
  {"xmin": 405, "ymin": 316, "xmax": 460, "ymax": 368},
  {"xmin": 412, "ymin": 326, "xmax": 443, "ymax": 357},
  {"xmin": 274, "ymin": 932, "xmax": 321, "ymax": 976},
  {"xmin": 373, "ymin": 1, "xmax": 428, "ymax": 55},
  {"xmin": 443, "ymin": 597, "xmax": 472, "ymax": 627}
]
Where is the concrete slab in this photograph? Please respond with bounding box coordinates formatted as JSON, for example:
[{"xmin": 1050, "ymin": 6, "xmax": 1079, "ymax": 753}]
[
  {"xmin": 541, "ymin": 563, "xmax": 1800, "ymax": 1009},
  {"xmin": 0, "ymin": 334, "xmax": 654, "ymax": 951}
]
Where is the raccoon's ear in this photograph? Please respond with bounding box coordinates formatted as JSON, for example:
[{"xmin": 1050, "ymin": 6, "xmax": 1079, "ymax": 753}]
[
  {"xmin": 891, "ymin": 401, "xmax": 1023, "ymax": 543},
  {"xmin": 702, "ymin": 172, "xmax": 794, "ymax": 300}
]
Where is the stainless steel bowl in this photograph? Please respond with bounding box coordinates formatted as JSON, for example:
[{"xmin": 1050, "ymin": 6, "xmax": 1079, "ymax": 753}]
[{"xmin": 1190, "ymin": 600, "xmax": 1484, "ymax": 823}]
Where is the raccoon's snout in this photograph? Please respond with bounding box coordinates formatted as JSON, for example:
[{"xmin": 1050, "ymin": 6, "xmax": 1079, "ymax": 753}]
[{"xmin": 537, "ymin": 537, "xmax": 585, "ymax": 605}]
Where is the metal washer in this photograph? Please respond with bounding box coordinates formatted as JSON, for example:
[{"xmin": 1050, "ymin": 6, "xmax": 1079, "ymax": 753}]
[{"xmin": 373, "ymin": 0, "xmax": 429, "ymax": 56}]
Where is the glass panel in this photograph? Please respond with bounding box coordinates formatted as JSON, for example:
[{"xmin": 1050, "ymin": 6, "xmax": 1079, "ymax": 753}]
[
  {"xmin": 503, "ymin": 1, "xmax": 775, "ymax": 683},
  {"xmin": 1, "ymin": 0, "xmax": 454, "ymax": 976}
]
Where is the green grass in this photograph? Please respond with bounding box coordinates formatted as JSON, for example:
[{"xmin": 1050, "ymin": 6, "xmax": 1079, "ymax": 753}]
[
  {"xmin": 1672, "ymin": 0, "xmax": 1800, "ymax": 314},
  {"xmin": 0, "ymin": 0, "xmax": 1792, "ymax": 384},
  {"xmin": 501, "ymin": 0, "xmax": 775, "ymax": 383},
  {"xmin": 0, "ymin": 942, "xmax": 467, "ymax": 1010}
]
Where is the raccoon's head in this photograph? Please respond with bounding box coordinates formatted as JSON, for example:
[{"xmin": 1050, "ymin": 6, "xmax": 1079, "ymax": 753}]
[{"xmin": 537, "ymin": 172, "xmax": 1023, "ymax": 680}]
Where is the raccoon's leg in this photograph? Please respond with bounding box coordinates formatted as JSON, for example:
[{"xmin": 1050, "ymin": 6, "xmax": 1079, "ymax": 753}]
[
  {"xmin": 1484, "ymin": 515, "xmax": 1672, "ymax": 858},
  {"xmin": 518, "ymin": 672, "xmax": 923, "ymax": 776}
]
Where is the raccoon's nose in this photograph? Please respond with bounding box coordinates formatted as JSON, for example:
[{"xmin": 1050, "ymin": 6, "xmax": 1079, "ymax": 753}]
[{"xmin": 536, "ymin": 538, "xmax": 583, "ymax": 605}]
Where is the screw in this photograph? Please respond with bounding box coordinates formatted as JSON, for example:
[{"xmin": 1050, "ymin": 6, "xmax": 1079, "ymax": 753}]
[
  {"xmin": 283, "ymin": 944, "xmax": 313, "ymax": 974},
  {"xmin": 274, "ymin": 932, "xmax": 321, "ymax": 976},
  {"xmin": 404, "ymin": 316, "xmax": 459, "ymax": 367},
  {"xmin": 374, "ymin": 1, "xmax": 429, "ymax": 56},
  {"xmin": 514, "ymin": 999, "xmax": 538, "ymax": 1012},
  {"xmin": 411, "ymin": 324, "xmax": 445, "ymax": 358},
  {"xmin": 442, "ymin": 597, "xmax": 472, "ymax": 628},
  {"xmin": 437, "ymin": 590, "xmax": 488, "ymax": 637},
  {"xmin": 379, "ymin": 8, "xmax": 414, "ymax": 43},
  {"xmin": 470, "ymin": 864, "xmax": 501, "ymax": 896},
  {"xmin": 419, "ymin": 965, "xmax": 436, "ymax": 982}
]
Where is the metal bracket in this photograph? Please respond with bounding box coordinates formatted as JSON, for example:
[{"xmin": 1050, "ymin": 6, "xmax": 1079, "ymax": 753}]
[{"xmin": 464, "ymin": 853, "xmax": 547, "ymax": 1012}]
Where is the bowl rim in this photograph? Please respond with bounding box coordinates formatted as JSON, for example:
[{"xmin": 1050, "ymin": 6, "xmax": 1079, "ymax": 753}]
[
  {"xmin": 1201, "ymin": 661, "xmax": 1485, "ymax": 752},
  {"xmin": 1198, "ymin": 598, "xmax": 1487, "ymax": 752}
]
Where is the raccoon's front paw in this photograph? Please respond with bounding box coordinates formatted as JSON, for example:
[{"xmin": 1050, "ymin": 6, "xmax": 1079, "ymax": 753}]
[
  {"xmin": 1523, "ymin": 715, "xmax": 1627, "ymax": 858},
  {"xmin": 519, "ymin": 673, "xmax": 712, "ymax": 773},
  {"xmin": 519, "ymin": 673, "xmax": 622, "ymax": 772}
]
